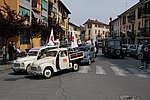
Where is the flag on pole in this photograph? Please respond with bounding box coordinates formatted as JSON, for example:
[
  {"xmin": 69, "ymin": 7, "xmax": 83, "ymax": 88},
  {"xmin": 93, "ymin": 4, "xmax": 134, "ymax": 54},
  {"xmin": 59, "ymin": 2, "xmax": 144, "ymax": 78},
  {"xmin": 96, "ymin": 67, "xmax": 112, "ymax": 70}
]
[
  {"xmin": 71, "ymin": 31, "xmax": 78, "ymax": 48},
  {"xmin": 48, "ymin": 29, "xmax": 54, "ymax": 46}
]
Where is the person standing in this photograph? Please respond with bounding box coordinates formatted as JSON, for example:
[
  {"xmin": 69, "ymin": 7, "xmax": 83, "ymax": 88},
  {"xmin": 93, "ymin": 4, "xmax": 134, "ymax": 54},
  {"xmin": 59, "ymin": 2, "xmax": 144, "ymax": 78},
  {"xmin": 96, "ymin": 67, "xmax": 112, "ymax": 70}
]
[
  {"xmin": 8, "ymin": 42, "xmax": 13, "ymax": 61},
  {"xmin": 2, "ymin": 44, "xmax": 7, "ymax": 64},
  {"xmin": 139, "ymin": 40, "xmax": 150, "ymax": 69}
]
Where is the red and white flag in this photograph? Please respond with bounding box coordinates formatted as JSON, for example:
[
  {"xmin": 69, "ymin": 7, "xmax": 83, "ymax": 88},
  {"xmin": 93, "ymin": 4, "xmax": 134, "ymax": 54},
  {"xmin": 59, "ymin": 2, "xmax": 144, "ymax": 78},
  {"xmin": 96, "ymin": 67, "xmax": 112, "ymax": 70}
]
[
  {"xmin": 48, "ymin": 29, "xmax": 54, "ymax": 46},
  {"xmin": 71, "ymin": 31, "xmax": 78, "ymax": 48}
]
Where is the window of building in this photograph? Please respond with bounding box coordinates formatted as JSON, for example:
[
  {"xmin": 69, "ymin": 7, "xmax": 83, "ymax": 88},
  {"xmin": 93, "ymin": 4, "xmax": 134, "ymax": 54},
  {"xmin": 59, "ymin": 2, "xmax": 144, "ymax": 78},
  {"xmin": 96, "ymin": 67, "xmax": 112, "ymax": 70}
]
[
  {"xmin": 42, "ymin": 0, "xmax": 48, "ymax": 11},
  {"xmin": 95, "ymin": 24, "xmax": 97, "ymax": 27},
  {"xmin": 88, "ymin": 24, "xmax": 92, "ymax": 28},
  {"xmin": 95, "ymin": 30, "xmax": 97, "ymax": 34},
  {"xmin": 123, "ymin": 16, "xmax": 126, "ymax": 24},
  {"xmin": 103, "ymin": 31, "xmax": 105, "ymax": 35},
  {"xmin": 19, "ymin": 6, "xmax": 30, "ymax": 16},
  {"xmin": 98, "ymin": 30, "xmax": 100, "ymax": 34},
  {"xmin": 138, "ymin": 22, "xmax": 141, "ymax": 30},
  {"xmin": 88, "ymin": 30, "xmax": 91, "ymax": 35}
]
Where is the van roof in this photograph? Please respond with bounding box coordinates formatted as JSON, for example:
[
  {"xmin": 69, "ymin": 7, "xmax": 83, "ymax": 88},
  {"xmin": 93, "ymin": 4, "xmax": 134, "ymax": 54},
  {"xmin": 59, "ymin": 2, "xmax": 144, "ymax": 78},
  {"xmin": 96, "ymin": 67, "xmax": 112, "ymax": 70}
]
[{"xmin": 29, "ymin": 45, "xmax": 57, "ymax": 51}]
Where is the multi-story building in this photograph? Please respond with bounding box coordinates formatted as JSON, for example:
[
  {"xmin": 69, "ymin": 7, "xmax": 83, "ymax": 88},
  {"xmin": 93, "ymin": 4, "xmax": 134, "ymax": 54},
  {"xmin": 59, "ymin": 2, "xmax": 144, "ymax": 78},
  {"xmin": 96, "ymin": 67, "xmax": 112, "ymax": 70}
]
[
  {"xmin": 111, "ymin": 17, "xmax": 120, "ymax": 37},
  {"xmin": 83, "ymin": 19, "xmax": 109, "ymax": 42},
  {"xmin": 68, "ymin": 22, "xmax": 80, "ymax": 43},
  {"xmin": 0, "ymin": 0, "xmax": 71, "ymax": 51},
  {"xmin": 118, "ymin": 2, "xmax": 141, "ymax": 44},
  {"xmin": 112, "ymin": 0, "xmax": 150, "ymax": 44},
  {"xmin": 47, "ymin": 0, "xmax": 71, "ymax": 45},
  {"xmin": 138, "ymin": 0, "xmax": 150, "ymax": 42}
]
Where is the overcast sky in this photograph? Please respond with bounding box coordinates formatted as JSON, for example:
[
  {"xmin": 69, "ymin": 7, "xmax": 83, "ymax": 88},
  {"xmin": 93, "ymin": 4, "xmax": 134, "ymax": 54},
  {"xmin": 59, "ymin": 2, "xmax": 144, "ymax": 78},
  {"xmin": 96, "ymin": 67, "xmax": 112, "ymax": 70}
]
[{"xmin": 62, "ymin": 0, "xmax": 139, "ymax": 25}]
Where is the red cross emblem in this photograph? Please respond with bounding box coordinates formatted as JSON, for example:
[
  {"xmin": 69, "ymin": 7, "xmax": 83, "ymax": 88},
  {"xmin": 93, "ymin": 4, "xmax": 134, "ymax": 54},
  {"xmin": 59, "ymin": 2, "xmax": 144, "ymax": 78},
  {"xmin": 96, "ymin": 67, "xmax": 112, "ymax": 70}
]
[
  {"xmin": 63, "ymin": 58, "xmax": 67, "ymax": 62},
  {"xmin": 71, "ymin": 36, "xmax": 74, "ymax": 42},
  {"xmin": 144, "ymin": 47, "xmax": 149, "ymax": 52}
]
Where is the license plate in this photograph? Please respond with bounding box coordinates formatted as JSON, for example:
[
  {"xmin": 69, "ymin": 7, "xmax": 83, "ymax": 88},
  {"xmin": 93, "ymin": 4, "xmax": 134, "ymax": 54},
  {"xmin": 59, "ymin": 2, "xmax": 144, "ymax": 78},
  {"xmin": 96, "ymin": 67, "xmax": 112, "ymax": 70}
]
[{"xmin": 14, "ymin": 63, "xmax": 20, "ymax": 67}]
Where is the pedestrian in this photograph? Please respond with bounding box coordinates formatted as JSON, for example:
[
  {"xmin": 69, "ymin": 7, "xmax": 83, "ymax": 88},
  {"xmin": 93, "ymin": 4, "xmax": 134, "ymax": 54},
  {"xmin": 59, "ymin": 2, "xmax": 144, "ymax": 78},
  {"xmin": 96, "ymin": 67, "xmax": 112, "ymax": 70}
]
[
  {"xmin": 8, "ymin": 42, "xmax": 13, "ymax": 61},
  {"xmin": 2, "ymin": 44, "xmax": 7, "ymax": 64},
  {"xmin": 12, "ymin": 42, "xmax": 17, "ymax": 60},
  {"xmin": 95, "ymin": 41, "xmax": 99, "ymax": 57},
  {"xmin": 139, "ymin": 40, "xmax": 150, "ymax": 69}
]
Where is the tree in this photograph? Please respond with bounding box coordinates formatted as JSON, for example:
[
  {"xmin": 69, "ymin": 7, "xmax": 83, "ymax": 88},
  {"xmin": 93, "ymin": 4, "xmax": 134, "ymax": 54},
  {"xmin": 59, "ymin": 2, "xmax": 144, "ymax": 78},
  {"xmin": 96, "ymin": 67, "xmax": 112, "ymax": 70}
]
[{"xmin": 0, "ymin": 1, "xmax": 25, "ymax": 44}]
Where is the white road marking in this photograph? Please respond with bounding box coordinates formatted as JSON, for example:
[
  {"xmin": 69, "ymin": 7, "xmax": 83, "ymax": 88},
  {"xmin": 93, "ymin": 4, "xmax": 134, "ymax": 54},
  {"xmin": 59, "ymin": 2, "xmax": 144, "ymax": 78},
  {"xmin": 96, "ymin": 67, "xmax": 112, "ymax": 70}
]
[
  {"xmin": 111, "ymin": 66, "xmax": 127, "ymax": 76},
  {"xmin": 127, "ymin": 68, "xmax": 149, "ymax": 78},
  {"xmin": 96, "ymin": 66, "xmax": 106, "ymax": 75},
  {"xmin": 79, "ymin": 66, "xmax": 91, "ymax": 73}
]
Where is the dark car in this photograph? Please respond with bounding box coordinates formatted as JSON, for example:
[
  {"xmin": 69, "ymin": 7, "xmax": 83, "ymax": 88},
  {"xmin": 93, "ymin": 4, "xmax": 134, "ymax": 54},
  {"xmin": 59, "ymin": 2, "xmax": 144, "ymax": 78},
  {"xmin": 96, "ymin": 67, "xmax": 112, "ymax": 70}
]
[
  {"xmin": 102, "ymin": 37, "xmax": 125, "ymax": 58},
  {"xmin": 78, "ymin": 45, "xmax": 95, "ymax": 65}
]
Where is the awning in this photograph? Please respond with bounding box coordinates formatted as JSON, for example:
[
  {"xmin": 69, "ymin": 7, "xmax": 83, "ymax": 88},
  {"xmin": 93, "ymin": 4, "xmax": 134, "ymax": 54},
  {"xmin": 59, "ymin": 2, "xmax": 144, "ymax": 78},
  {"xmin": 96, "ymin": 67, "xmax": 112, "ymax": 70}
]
[{"xmin": 32, "ymin": 11, "xmax": 43, "ymax": 21}]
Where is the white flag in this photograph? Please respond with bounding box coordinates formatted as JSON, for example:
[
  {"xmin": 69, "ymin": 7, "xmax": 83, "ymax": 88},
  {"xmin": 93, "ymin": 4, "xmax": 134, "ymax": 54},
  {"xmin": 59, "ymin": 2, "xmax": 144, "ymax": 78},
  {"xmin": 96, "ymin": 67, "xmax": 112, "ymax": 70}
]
[
  {"xmin": 71, "ymin": 31, "xmax": 78, "ymax": 48},
  {"xmin": 48, "ymin": 29, "xmax": 54, "ymax": 46}
]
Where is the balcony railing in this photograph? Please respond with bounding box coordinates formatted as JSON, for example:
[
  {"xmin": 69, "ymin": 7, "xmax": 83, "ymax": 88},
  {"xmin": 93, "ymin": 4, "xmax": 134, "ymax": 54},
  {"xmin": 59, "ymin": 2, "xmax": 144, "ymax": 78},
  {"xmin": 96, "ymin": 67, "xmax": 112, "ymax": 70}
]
[
  {"xmin": 140, "ymin": 27, "xmax": 150, "ymax": 33},
  {"xmin": 32, "ymin": 3, "xmax": 41, "ymax": 12}
]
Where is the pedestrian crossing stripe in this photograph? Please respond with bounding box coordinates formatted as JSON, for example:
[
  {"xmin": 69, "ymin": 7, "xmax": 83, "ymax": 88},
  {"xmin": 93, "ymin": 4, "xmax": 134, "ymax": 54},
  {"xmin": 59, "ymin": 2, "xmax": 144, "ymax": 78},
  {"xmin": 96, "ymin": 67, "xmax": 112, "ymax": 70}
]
[
  {"xmin": 78, "ymin": 66, "xmax": 150, "ymax": 78},
  {"xmin": 127, "ymin": 68, "xmax": 149, "ymax": 78},
  {"xmin": 96, "ymin": 66, "xmax": 106, "ymax": 75},
  {"xmin": 78, "ymin": 66, "xmax": 92, "ymax": 73},
  {"xmin": 110, "ymin": 66, "xmax": 127, "ymax": 76}
]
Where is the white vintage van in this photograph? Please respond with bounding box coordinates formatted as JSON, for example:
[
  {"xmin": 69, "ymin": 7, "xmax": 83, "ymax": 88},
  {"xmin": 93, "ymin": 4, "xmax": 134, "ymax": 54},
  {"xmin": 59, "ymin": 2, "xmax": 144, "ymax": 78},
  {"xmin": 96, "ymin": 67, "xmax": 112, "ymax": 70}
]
[
  {"xmin": 28, "ymin": 48, "xmax": 84, "ymax": 78},
  {"xmin": 12, "ymin": 46, "xmax": 57, "ymax": 73}
]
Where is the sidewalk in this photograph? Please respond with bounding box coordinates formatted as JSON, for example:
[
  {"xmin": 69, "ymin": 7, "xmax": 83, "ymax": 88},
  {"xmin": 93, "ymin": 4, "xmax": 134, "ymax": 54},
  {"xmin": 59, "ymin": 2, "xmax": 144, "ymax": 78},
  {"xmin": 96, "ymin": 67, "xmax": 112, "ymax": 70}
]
[{"xmin": 0, "ymin": 59, "xmax": 13, "ymax": 71}]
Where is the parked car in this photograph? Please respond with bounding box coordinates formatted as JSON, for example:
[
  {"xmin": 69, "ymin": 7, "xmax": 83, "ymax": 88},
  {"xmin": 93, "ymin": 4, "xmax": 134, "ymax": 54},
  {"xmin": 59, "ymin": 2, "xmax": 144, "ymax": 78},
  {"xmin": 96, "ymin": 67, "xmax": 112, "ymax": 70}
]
[
  {"xmin": 28, "ymin": 48, "xmax": 84, "ymax": 78},
  {"xmin": 78, "ymin": 45, "xmax": 95, "ymax": 65},
  {"xmin": 136, "ymin": 45, "xmax": 143, "ymax": 60},
  {"xmin": 126, "ymin": 44, "xmax": 139, "ymax": 57},
  {"xmin": 12, "ymin": 46, "xmax": 57, "ymax": 73}
]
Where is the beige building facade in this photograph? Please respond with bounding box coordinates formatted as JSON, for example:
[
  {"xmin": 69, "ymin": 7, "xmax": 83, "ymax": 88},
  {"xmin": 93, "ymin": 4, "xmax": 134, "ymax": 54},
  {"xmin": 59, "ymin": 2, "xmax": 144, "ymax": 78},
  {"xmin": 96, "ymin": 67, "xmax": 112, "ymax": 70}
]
[
  {"xmin": 112, "ymin": 0, "xmax": 150, "ymax": 44},
  {"xmin": 0, "ymin": 0, "xmax": 71, "ymax": 51}
]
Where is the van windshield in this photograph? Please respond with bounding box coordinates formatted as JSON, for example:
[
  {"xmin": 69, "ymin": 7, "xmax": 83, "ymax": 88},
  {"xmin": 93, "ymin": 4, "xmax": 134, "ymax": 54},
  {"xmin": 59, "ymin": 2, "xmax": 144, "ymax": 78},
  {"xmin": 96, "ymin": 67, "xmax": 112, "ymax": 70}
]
[
  {"xmin": 107, "ymin": 40, "xmax": 121, "ymax": 47},
  {"xmin": 28, "ymin": 51, "xmax": 38, "ymax": 56}
]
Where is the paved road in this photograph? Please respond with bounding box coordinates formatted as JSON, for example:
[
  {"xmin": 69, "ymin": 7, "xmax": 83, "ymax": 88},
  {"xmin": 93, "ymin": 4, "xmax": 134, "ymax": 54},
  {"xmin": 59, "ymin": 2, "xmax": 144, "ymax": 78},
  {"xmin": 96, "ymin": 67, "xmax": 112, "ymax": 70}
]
[{"xmin": 0, "ymin": 50, "xmax": 150, "ymax": 100}]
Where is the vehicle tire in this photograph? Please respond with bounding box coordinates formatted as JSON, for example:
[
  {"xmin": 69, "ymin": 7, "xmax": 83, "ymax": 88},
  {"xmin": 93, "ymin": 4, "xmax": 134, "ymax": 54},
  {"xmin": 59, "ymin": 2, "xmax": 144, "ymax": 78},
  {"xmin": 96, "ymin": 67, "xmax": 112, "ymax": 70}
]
[
  {"xmin": 43, "ymin": 67, "xmax": 54, "ymax": 79},
  {"xmin": 88, "ymin": 59, "xmax": 91, "ymax": 65},
  {"xmin": 126, "ymin": 53, "xmax": 131, "ymax": 57},
  {"xmin": 13, "ymin": 69, "xmax": 21, "ymax": 74},
  {"xmin": 72, "ymin": 63, "xmax": 79, "ymax": 71}
]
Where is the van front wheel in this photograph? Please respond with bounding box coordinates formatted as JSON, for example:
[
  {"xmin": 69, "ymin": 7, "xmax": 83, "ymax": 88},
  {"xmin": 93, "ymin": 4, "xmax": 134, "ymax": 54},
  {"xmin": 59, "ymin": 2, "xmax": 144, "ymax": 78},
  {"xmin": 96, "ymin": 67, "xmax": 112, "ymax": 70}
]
[{"xmin": 43, "ymin": 68, "xmax": 54, "ymax": 79}]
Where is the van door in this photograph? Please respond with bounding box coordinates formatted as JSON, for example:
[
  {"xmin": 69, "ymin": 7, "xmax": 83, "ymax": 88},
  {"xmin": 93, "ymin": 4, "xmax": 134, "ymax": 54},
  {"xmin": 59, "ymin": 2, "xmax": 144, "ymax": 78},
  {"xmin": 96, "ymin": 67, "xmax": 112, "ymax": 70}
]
[{"xmin": 59, "ymin": 50, "xmax": 69, "ymax": 70}]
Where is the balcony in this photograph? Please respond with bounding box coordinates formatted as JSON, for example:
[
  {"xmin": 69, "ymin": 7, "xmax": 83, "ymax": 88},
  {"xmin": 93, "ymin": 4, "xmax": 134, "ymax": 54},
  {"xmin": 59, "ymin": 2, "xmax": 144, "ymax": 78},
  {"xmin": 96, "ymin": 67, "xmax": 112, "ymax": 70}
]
[
  {"xmin": 141, "ymin": 10, "xmax": 150, "ymax": 18},
  {"xmin": 32, "ymin": 3, "xmax": 41, "ymax": 12},
  {"xmin": 140, "ymin": 1, "xmax": 150, "ymax": 18},
  {"xmin": 127, "ymin": 14, "xmax": 135, "ymax": 23},
  {"xmin": 140, "ymin": 27, "xmax": 150, "ymax": 35}
]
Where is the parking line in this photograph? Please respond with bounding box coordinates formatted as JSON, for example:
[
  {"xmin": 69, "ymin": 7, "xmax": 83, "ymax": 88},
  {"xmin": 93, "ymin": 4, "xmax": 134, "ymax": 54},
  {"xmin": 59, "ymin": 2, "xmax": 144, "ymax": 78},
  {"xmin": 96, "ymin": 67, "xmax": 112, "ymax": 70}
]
[{"xmin": 96, "ymin": 66, "xmax": 106, "ymax": 75}]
